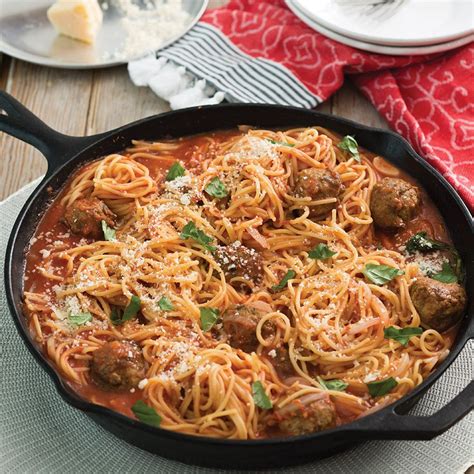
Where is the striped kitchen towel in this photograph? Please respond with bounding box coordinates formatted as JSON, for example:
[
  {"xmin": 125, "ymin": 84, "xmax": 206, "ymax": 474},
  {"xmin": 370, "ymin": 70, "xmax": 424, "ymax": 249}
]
[{"xmin": 128, "ymin": 0, "xmax": 474, "ymax": 210}]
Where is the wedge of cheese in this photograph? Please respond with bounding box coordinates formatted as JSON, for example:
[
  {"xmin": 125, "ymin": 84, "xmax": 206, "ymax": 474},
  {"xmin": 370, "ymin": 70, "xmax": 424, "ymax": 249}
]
[{"xmin": 47, "ymin": 0, "xmax": 103, "ymax": 44}]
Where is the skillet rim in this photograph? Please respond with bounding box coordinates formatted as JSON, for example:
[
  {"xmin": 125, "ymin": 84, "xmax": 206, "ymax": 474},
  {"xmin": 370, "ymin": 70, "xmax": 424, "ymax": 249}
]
[{"xmin": 4, "ymin": 103, "xmax": 473, "ymax": 447}]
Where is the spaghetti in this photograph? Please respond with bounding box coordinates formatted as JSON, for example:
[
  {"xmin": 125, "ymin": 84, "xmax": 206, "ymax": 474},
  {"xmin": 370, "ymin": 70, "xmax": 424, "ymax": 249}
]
[{"xmin": 23, "ymin": 127, "xmax": 465, "ymax": 439}]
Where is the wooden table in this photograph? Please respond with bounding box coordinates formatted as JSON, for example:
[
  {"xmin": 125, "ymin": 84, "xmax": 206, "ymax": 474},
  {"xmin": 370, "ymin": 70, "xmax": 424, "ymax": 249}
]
[{"xmin": 0, "ymin": 2, "xmax": 388, "ymax": 201}]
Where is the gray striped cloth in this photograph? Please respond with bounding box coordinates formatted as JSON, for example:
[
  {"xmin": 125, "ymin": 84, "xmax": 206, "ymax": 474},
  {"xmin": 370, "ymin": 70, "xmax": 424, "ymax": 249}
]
[{"xmin": 129, "ymin": 23, "xmax": 320, "ymax": 109}]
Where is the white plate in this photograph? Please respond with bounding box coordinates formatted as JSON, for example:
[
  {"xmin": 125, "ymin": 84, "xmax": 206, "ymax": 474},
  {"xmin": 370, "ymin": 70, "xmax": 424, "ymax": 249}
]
[
  {"xmin": 293, "ymin": 0, "xmax": 474, "ymax": 47},
  {"xmin": 0, "ymin": 0, "xmax": 208, "ymax": 69},
  {"xmin": 287, "ymin": 0, "xmax": 474, "ymax": 56}
]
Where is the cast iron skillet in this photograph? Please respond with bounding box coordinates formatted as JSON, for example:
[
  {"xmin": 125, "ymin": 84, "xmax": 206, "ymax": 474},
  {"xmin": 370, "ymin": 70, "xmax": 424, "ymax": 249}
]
[{"xmin": 1, "ymin": 91, "xmax": 473, "ymax": 469}]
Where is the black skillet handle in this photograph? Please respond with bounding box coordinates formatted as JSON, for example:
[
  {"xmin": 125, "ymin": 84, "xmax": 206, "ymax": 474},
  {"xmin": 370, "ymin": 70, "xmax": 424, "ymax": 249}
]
[
  {"xmin": 351, "ymin": 336, "xmax": 473, "ymax": 440},
  {"xmin": 0, "ymin": 91, "xmax": 108, "ymax": 175}
]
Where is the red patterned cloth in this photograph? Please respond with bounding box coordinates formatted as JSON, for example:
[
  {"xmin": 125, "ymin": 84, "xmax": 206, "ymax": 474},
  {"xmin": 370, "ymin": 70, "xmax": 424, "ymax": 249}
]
[{"xmin": 202, "ymin": 0, "xmax": 474, "ymax": 210}]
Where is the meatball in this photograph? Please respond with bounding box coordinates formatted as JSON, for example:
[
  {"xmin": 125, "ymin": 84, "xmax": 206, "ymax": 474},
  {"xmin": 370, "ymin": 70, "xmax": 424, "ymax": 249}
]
[
  {"xmin": 269, "ymin": 346, "xmax": 294, "ymax": 378},
  {"xmin": 293, "ymin": 168, "xmax": 343, "ymax": 219},
  {"xmin": 214, "ymin": 242, "xmax": 263, "ymax": 292},
  {"xmin": 90, "ymin": 340, "xmax": 146, "ymax": 391},
  {"xmin": 277, "ymin": 396, "xmax": 337, "ymax": 436},
  {"xmin": 63, "ymin": 197, "xmax": 116, "ymax": 239},
  {"xmin": 370, "ymin": 178, "xmax": 420, "ymax": 229},
  {"xmin": 410, "ymin": 277, "xmax": 467, "ymax": 332},
  {"xmin": 222, "ymin": 304, "xmax": 275, "ymax": 352}
]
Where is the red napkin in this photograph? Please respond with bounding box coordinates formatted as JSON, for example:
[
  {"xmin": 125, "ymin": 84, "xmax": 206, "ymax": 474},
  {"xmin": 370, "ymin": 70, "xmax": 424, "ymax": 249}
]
[{"xmin": 202, "ymin": 0, "xmax": 474, "ymax": 211}]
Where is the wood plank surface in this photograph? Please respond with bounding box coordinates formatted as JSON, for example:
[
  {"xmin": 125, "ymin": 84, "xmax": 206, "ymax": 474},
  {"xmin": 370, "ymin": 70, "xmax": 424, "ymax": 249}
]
[{"xmin": 0, "ymin": 0, "xmax": 388, "ymax": 201}]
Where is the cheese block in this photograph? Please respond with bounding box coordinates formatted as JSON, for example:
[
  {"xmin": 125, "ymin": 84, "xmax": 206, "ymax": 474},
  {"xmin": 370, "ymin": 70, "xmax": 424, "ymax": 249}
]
[{"xmin": 47, "ymin": 0, "xmax": 103, "ymax": 44}]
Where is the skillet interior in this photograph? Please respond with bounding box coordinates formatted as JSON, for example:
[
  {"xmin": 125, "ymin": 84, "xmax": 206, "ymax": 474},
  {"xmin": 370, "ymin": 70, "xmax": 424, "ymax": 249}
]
[{"xmin": 4, "ymin": 104, "xmax": 473, "ymax": 468}]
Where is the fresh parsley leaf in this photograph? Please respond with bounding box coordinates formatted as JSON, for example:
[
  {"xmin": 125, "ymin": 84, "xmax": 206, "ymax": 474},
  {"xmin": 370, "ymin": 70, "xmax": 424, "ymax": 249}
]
[
  {"xmin": 110, "ymin": 295, "xmax": 141, "ymax": 325},
  {"xmin": 362, "ymin": 263, "xmax": 404, "ymax": 285},
  {"xmin": 68, "ymin": 312, "xmax": 92, "ymax": 326},
  {"xmin": 267, "ymin": 139, "xmax": 295, "ymax": 147},
  {"xmin": 165, "ymin": 161, "xmax": 185, "ymax": 182},
  {"xmin": 384, "ymin": 326, "xmax": 423, "ymax": 346},
  {"xmin": 405, "ymin": 232, "xmax": 447, "ymax": 253},
  {"xmin": 101, "ymin": 220, "xmax": 116, "ymax": 241},
  {"xmin": 367, "ymin": 377, "xmax": 398, "ymax": 397},
  {"xmin": 338, "ymin": 135, "xmax": 360, "ymax": 162},
  {"xmin": 252, "ymin": 381, "xmax": 272, "ymax": 409},
  {"xmin": 131, "ymin": 400, "xmax": 162, "ymax": 427},
  {"xmin": 308, "ymin": 243, "xmax": 337, "ymax": 260},
  {"xmin": 317, "ymin": 377, "xmax": 348, "ymax": 392},
  {"xmin": 271, "ymin": 269, "xmax": 296, "ymax": 292},
  {"xmin": 200, "ymin": 307, "xmax": 219, "ymax": 331},
  {"xmin": 180, "ymin": 221, "xmax": 216, "ymax": 252},
  {"xmin": 158, "ymin": 296, "xmax": 174, "ymax": 311},
  {"xmin": 431, "ymin": 262, "xmax": 458, "ymax": 283},
  {"xmin": 205, "ymin": 177, "xmax": 228, "ymax": 199}
]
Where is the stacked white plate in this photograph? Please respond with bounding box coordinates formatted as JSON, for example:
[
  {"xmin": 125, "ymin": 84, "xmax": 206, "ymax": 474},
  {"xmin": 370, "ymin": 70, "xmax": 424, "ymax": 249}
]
[{"xmin": 286, "ymin": 0, "xmax": 474, "ymax": 55}]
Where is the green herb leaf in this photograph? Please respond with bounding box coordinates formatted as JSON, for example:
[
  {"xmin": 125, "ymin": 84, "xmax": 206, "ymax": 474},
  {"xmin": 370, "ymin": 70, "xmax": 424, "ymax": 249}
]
[
  {"xmin": 200, "ymin": 307, "xmax": 219, "ymax": 331},
  {"xmin": 110, "ymin": 295, "xmax": 141, "ymax": 326},
  {"xmin": 431, "ymin": 262, "xmax": 458, "ymax": 283},
  {"xmin": 165, "ymin": 161, "xmax": 185, "ymax": 182},
  {"xmin": 68, "ymin": 312, "xmax": 93, "ymax": 326},
  {"xmin": 205, "ymin": 177, "xmax": 228, "ymax": 199},
  {"xmin": 158, "ymin": 296, "xmax": 174, "ymax": 311},
  {"xmin": 317, "ymin": 377, "xmax": 348, "ymax": 392},
  {"xmin": 180, "ymin": 221, "xmax": 216, "ymax": 252},
  {"xmin": 101, "ymin": 220, "xmax": 116, "ymax": 241},
  {"xmin": 266, "ymin": 138, "xmax": 295, "ymax": 147},
  {"xmin": 337, "ymin": 135, "xmax": 360, "ymax": 162},
  {"xmin": 405, "ymin": 232, "xmax": 447, "ymax": 253},
  {"xmin": 271, "ymin": 269, "xmax": 296, "ymax": 292},
  {"xmin": 384, "ymin": 326, "xmax": 423, "ymax": 346},
  {"xmin": 252, "ymin": 381, "xmax": 273, "ymax": 409},
  {"xmin": 308, "ymin": 243, "xmax": 337, "ymax": 260},
  {"xmin": 362, "ymin": 263, "xmax": 404, "ymax": 285},
  {"xmin": 367, "ymin": 377, "xmax": 398, "ymax": 397},
  {"xmin": 131, "ymin": 400, "xmax": 162, "ymax": 427}
]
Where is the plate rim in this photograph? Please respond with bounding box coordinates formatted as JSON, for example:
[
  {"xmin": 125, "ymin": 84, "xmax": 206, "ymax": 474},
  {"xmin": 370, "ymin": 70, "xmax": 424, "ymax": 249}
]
[
  {"xmin": 0, "ymin": 0, "xmax": 209, "ymax": 70},
  {"xmin": 292, "ymin": 0, "xmax": 474, "ymax": 47},
  {"xmin": 286, "ymin": 0, "xmax": 474, "ymax": 56}
]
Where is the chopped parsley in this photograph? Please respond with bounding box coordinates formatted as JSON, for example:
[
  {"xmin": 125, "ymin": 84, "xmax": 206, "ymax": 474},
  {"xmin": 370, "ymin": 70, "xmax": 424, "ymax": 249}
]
[
  {"xmin": 337, "ymin": 135, "xmax": 360, "ymax": 162},
  {"xmin": 157, "ymin": 296, "xmax": 174, "ymax": 311},
  {"xmin": 317, "ymin": 377, "xmax": 348, "ymax": 392},
  {"xmin": 266, "ymin": 139, "xmax": 294, "ymax": 147},
  {"xmin": 367, "ymin": 377, "xmax": 398, "ymax": 397},
  {"xmin": 309, "ymin": 243, "xmax": 337, "ymax": 260},
  {"xmin": 431, "ymin": 262, "xmax": 458, "ymax": 283},
  {"xmin": 205, "ymin": 177, "xmax": 228, "ymax": 199},
  {"xmin": 131, "ymin": 400, "xmax": 162, "ymax": 427},
  {"xmin": 271, "ymin": 269, "xmax": 296, "ymax": 292},
  {"xmin": 384, "ymin": 326, "xmax": 423, "ymax": 346},
  {"xmin": 180, "ymin": 221, "xmax": 216, "ymax": 252},
  {"xmin": 68, "ymin": 312, "xmax": 92, "ymax": 326},
  {"xmin": 165, "ymin": 161, "xmax": 185, "ymax": 181},
  {"xmin": 252, "ymin": 381, "xmax": 272, "ymax": 409},
  {"xmin": 362, "ymin": 263, "xmax": 404, "ymax": 285},
  {"xmin": 200, "ymin": 307, "xmax": 219, "ymax": 332},
  {"xmin": 101, "ymin": 220, "xmax": 116, "ymax": 241}
]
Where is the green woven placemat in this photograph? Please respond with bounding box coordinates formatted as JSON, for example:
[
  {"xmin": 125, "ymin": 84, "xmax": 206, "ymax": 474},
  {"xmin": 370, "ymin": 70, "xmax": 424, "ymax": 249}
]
[{"xmin": 1, "ymin": 179, "xmax": 473, "ymax": 474}]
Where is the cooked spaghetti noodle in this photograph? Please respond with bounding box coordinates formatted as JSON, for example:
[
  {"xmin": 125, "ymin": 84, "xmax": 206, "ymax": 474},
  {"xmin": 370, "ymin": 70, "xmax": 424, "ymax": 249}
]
[{"xmin": 23, "ymin": 127, "xmax": 465, "ymax": 439}]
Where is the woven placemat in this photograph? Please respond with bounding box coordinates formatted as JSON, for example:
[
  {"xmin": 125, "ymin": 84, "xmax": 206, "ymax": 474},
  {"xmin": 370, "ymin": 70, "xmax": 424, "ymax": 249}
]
[{"xmin": 1, "ymin": 179, "xmax": 472, "ymax": 474}]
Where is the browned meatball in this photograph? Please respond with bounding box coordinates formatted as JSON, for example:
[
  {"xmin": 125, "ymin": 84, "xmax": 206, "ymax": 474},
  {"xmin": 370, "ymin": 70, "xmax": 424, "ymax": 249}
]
[
  {"xmin": 277, "ymin": 395, "xmax": 337, "ymax": 436},
  {"xmin": 90, "ymin": 340, "xmax": 146, "ymax": 391},
  {"xmin": 63, "ymin": 197, "xmax": 116, "ymax": 239},
  {"xmin": 222, "ymin": 305, "xmax": 275, "ymax": 352},
  {"xmin": 370, "ymin": 178, "xmax": 420, "ymax": 229},
  {"xmin": 410, "ymin": 277, "xmax": 467, "ymax": 332},
  {"xmin": 293, "ymin": 168, "xmax": 343, "ymax": 219},
  {"xmin": 214, "ymin": 242, "xmax": 263, "ymax": 292},
  {"xmin": 268, "ymin": 346, "xmax": 294, "ymax": 378}
]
